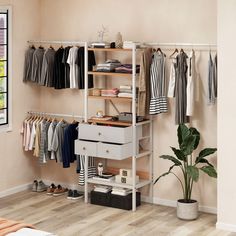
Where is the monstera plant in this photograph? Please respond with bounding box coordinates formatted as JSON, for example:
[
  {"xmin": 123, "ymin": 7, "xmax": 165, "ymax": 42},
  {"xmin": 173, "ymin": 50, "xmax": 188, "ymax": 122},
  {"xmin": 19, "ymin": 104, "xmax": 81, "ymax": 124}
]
[{"xmin": 154, "ymin": 123, "xmax": 217, "ymax": 220}]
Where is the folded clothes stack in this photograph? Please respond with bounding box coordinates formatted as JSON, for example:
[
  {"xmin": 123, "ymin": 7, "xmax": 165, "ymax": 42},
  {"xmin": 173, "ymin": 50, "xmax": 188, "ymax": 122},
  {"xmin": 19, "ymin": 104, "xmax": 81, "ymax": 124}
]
[
  {"xmin": 115, "ymin": 64, "xmax": 140, "ymax": 73},
  {"xmin": 96, "ymin": 59, "xmax": 121, "ymax": 72},
  {"xmin": 94, "ymin": 185, "xmax": 112, "ymax": 193},
  {"xmin": 118, "ymin": 85, "xmax": 138, "ymax": 98},
  {"xmin": 101, "ymin": 88, "xmax": 119, "ymax": 97},
  {"xmin": 111, "ymin": 187, "xmax": 132, "ymax": 196}
]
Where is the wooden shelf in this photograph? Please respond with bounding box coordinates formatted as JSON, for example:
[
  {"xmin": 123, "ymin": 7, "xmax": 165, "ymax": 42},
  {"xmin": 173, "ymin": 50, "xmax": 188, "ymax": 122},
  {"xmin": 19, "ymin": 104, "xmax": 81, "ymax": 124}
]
[
  {"xmin": 88, "ymin": 118, "xmax": 132, "ymax": 127},
  {"xmin": 88, "ymin": 71, "xmax": 133, "ymax": 77},
  {"xmin": 87, "ymin": 178, "xmax": 151, "ymax": 189},
  {"xmin": 88, "ymin": 48, "xmax": 132, "ymax": 52},
  {"xmin": 88, "ymin": 95, "xmax": 132, "ymax": 102}
]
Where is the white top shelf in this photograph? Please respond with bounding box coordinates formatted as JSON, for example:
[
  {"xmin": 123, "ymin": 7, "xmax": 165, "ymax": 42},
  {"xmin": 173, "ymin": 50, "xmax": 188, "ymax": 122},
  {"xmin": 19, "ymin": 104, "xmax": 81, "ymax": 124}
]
[{"xmin": 87, "ymin": 178, "xmax": 151, "ymax": 189}]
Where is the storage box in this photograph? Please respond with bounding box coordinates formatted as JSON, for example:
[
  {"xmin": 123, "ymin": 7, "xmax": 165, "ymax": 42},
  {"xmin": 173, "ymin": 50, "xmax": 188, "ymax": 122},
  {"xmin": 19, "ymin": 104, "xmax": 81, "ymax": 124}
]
[
  {"xmin": 110, "ymin": 192, "xmax": 141, "ymax": 210},
  {"xmin": 119, "ymin": 168, "xmax": 132, "ymax": 177},
  {"xmin": 90, "ymin": 190, "xmax": 141, "ymax": 210},
  {"xmin": 90, "ymin": 190, "xmax": 111, "ymax": 207},
  {"xmin": 115, "ymin": 175, "xmax": 139, "ymax": 184}
]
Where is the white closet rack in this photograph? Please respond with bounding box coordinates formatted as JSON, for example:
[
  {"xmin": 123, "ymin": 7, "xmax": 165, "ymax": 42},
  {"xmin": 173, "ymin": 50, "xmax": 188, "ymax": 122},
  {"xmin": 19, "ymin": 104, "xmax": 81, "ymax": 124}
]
[{"xmin": 27, "ymin": 111, "xmax": 84, "ymax": 119}]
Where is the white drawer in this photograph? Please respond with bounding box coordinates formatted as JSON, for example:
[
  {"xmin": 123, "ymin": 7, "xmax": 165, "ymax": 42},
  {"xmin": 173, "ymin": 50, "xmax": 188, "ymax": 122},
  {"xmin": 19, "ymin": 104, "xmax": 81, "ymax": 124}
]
[
  {"xmin": 97, "ymin": 142, "xmax": 132, "ymax": 160},
  {"xmin": 74, "ymin": 140, "xmax": 97, "ymax": 156},
  {"xmin": 79, "ymin": 123, "xmax": 133, "ymax": 144}
]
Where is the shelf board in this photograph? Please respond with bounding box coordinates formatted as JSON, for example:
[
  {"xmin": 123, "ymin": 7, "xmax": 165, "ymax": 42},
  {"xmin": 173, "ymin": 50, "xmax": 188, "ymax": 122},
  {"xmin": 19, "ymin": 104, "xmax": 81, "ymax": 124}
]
[
  {"xmin": 88, "ymin": 48, "xmax": 132, "ymax": 52},
  {"xmin": 137, "ymin": 150, "xmax": 152, "ymax": 158},
  {"xmin": 87, "ymin": 178, "xmax": 151, "ymax": 189},
  {"xmin": 88, "ymin": 118, "xmax": 132, "ymax": 127},
  {"xmin": 88, "ymin": 71, "xmax": 133, "ymax": 77},
  {"xmin": 88, "ymin": 95, "xmax": 132, "ymax": 102}
]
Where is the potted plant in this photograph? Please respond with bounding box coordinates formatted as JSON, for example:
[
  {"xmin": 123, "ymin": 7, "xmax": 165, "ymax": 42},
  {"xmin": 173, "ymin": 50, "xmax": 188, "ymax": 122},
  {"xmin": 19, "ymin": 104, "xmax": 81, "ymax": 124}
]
[{"xmin": 154, "ymin": 124, "xmax": 217, "ymax": 220}]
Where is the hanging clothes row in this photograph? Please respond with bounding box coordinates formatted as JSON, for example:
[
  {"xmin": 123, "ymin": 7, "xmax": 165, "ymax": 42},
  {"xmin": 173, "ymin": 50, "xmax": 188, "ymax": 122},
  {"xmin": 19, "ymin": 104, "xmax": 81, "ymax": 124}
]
[
  {"xmin": 23, "ymin": 45, "xmax": 96, "ymax": 89},
  {"xmin": 139, "ymin": 47, "xmax": 217, "ymax": 125},
  {"xmin": 21, "ymin": 113, "xmax": 96, "ymax": 185}
]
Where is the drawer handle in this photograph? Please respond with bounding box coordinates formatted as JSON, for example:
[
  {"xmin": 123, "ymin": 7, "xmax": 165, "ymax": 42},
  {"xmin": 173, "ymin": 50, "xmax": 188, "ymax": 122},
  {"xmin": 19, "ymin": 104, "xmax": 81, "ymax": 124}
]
[
  {"xmin": 106, "ymin": 150, "xmax": 109, "ymax": 153},
  {"xmin": 98, "ymin": 132, "xmax": 102, "ymax": 136},
  {"xmin": 83, "ymin": 147, "xmax": 86, "ymax": 150}
]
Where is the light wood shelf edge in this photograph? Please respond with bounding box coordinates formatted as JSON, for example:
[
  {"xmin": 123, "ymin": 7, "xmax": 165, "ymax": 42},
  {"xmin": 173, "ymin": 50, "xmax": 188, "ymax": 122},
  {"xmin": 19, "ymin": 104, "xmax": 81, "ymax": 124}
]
[
  {"xmin": 88, "ymin": 95, "xmax": 132, "ymax": 102},
  {"xmin": 88, "ymin": 71, "xmax": 133, "ymax": 77}
]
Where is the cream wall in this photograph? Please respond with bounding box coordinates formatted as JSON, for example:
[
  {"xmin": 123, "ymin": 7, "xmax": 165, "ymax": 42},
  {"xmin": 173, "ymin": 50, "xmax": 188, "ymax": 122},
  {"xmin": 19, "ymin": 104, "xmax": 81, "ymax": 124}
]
[
  {"xmin": 0, "ymin": 0, "xmax": 41, "ymax": 192},
  {"xmin": 38, "ymin": 0, "xmax": 217, "ymax": 209},
  {"xmin": 217, "ymin": 0, "xmax": 236, "ymax": 230}
]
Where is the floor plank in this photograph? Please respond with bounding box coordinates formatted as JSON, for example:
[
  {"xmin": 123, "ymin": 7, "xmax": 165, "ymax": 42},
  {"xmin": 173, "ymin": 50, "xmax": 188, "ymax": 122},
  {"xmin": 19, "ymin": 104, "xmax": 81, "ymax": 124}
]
[{"xmin": 0, "ymin": 190, "xmax": 233, "ymax": 236}]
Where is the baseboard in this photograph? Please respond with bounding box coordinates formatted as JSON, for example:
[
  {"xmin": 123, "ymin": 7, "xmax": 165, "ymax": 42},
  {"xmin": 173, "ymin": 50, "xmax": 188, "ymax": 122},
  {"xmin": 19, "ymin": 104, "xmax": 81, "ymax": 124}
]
[
  {"xmin": 141, "ymin": 196, "xmax": 217, "ymax": 214},
  {"xmin": 0, "ymin": 183, "xmax": 31, "ymax": 198},
  {"xmin": 216, "ymin": 222, "xmax": 236, "ymax": 232}
]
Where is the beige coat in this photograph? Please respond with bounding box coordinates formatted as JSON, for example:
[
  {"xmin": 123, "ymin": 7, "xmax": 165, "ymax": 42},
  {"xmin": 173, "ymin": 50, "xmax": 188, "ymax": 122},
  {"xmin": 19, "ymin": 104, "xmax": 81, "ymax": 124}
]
[{"xmin": 137, "ymin": 48, "xmax": 152, "ymax": 116}]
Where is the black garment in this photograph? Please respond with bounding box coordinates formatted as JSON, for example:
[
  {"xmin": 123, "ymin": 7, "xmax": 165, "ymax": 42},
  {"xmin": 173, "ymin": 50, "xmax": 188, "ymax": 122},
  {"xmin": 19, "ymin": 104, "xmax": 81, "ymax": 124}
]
[
  {"xmin": 62, "ymin": 122, "xmax": 78, "ymax": 168},
  {"xmin": 77, "ymin": 47, "xmax": 96, "ymax": 89},
  {"xmin": 175, "ymin": 51, "xmax": 189, "ymax": 124},
  {"xmin": 62, "ymin": 46, "xmax": 71, "ymax": 88},
  {"xmin": 53, "ymin": 47, "xmax": 65, "ymax": 89}
]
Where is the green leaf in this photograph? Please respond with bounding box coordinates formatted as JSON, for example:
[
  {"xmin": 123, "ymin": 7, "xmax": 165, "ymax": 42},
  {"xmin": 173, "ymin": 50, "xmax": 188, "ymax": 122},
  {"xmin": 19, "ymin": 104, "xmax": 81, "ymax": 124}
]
[
  {"xmin": 189, "ymin": 127, "xmax": 200, "ymax": 150},
  {"xmin": 177, "ymin": 124, "xmax": 190, "ymax": 147},
  {"xmin": 180, "ymin": 135, "xmax": 196, "ymax": 156},
  {"xmin": 154, "ymin": 164, "xmax": 176, "ymax": 184},
  {"xmin": 200, "ymin": 166, "xmax": 217, "ymax": 178},
  {"xmin": 197, "ymin": 158, "xmax": 213, "ymax": 167},
  {"xmin": 160, "ymin": 155, "xmax": 182, "ymax": 166},
  {"xmin": 171, "ymin": 147, "xmax": 186, "ymax": 161},
  {"xmin": 198, "ymin": 148, "xmax": 217, "ymax": 159},
  {"xmin": 195, "ymin": 148, "xmax": 217, "ymax": 164},
  {"xmin": 186, "ymin": 166, "xmax": 199, "ymax": 182}
]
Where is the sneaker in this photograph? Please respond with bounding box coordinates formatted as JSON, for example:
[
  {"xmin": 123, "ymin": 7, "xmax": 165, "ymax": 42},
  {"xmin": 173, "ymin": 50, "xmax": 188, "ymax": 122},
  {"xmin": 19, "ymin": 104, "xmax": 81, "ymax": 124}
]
[
  {"xmin": 46, "ymin": 183, "xmax": 56, "ymax": 195},
  {"xmin": 71, "ymin": 190, "xmax": 83, "ymax": 200},
  {"xmin": 37, "ymin": 180, "xmax": 47, "ymax": 192},
  {"xmin": 53, "ymin": 185, "xmax": 68, "ymax": 196},
  {"xmin": 32, "ymin": 180, "xmax": 38, "ymax": 192},
  {"xmin": 67, "ymin": 189, "xmax": 73, "ymax": 199}
]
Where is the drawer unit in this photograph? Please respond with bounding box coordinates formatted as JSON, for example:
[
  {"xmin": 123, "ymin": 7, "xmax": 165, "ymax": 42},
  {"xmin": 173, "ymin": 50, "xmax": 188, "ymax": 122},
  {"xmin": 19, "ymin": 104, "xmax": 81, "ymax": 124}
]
[
  {"xmin": 74, "ymin": 140, "xmax": 98, "ymax": 156},
  {"xmin": 97, "ymin": 142, "xmax": 132, "ymax": 160},
  {"xmin": 79, "ymin": 123, "xmax": 133, "ymax": 144}
]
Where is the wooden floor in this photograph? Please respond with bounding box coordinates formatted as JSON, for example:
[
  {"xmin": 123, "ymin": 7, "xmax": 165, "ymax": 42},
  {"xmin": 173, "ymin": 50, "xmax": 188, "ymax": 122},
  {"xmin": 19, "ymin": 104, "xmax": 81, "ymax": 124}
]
[{"xmin": 0, "ymin": 190, "xmax": 235, "ymax": 236}]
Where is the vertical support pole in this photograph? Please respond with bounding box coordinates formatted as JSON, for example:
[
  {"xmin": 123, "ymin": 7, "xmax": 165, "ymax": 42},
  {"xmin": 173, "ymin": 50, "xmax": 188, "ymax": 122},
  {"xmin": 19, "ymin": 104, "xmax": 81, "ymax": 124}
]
[
  {"xmin": 84, "ymin": 42, "xmax": 88, "ymax": 122},
  {"xmin": 149, "ymin": 117, "xmax": 153, "ymax": 203},
  {"xmin": 132, "ymin": 43, "xmax": 137, "ymax": 211},
  {"xmin": 84, "ymin": 42, "xmax": 88, "ymax": 203}
]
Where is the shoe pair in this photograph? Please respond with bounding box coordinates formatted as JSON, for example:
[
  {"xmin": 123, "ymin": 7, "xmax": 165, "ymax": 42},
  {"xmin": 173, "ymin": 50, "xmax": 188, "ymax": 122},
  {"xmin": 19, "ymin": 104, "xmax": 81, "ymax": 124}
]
[
  {"xmin": 67, "ymin": 189, "xmax": 83, "ymax": 200},
  {"xmin": 47, "ymin": 183, "xmax": 68, "ymax": 196},
  {"xmin": 32, "ymin": 180, "xmax": 47, "ymax": 192}
]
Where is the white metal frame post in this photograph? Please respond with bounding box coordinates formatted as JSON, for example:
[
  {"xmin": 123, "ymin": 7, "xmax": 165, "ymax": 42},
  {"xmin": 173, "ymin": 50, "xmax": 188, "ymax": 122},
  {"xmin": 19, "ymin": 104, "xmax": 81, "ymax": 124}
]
[
  {"xmin": 84, "ymin": 42, "xmax": 89, "ymax": 203},
  {"xmin": 132, "ymin": 43, "xmax": 137, "ymax": 211},
  {"xmin": 149, "ymin": 117, "xmax": 153, "ymax": 203}
]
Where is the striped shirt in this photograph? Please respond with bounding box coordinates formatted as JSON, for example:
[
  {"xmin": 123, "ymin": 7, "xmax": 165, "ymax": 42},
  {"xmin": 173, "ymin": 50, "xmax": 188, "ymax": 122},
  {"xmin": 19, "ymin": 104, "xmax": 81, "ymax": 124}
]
[{"xmin": 149, "ymin": 52, "xmax": 168, "ymax": 115}]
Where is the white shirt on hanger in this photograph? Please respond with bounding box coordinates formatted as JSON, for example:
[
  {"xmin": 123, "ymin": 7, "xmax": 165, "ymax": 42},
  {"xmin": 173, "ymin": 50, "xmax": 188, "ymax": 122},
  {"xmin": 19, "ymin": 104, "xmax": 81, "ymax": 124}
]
[{"xmin": 67, "ymin": 46, "xmax": 79, "ymax": 89}]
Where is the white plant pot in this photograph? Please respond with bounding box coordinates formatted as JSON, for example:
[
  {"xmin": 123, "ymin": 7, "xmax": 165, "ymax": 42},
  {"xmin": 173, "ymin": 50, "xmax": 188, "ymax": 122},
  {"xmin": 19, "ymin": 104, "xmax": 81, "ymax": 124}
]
[{"xmin": 177, "ymin": 199, "xmax": 199, "ymax": 220}]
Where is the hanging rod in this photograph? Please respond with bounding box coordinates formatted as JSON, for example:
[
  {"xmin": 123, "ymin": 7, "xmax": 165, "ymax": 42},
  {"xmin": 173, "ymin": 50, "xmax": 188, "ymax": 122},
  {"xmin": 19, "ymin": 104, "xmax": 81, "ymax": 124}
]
[
  {"xmin": 142, "ymin": 42, "xmax": 217, "ymax": 51},
  {"xmin": 27, "ymin": 40, "xmax": 86, "ymax": 45},
  {"xmin": 28, "ymin": 111, "xmax": 84, "ymax": 119},
  {"xmin": 143, "ymin": 42, "xmax": 217, "ymax": 47}
]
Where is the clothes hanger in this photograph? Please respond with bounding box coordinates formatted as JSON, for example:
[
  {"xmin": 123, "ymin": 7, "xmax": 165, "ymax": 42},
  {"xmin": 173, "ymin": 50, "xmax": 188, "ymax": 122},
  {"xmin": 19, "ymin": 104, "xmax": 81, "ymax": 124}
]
[{"xmin": 169, "ymin": 48, "xmax": 178, "ymax": 59}]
